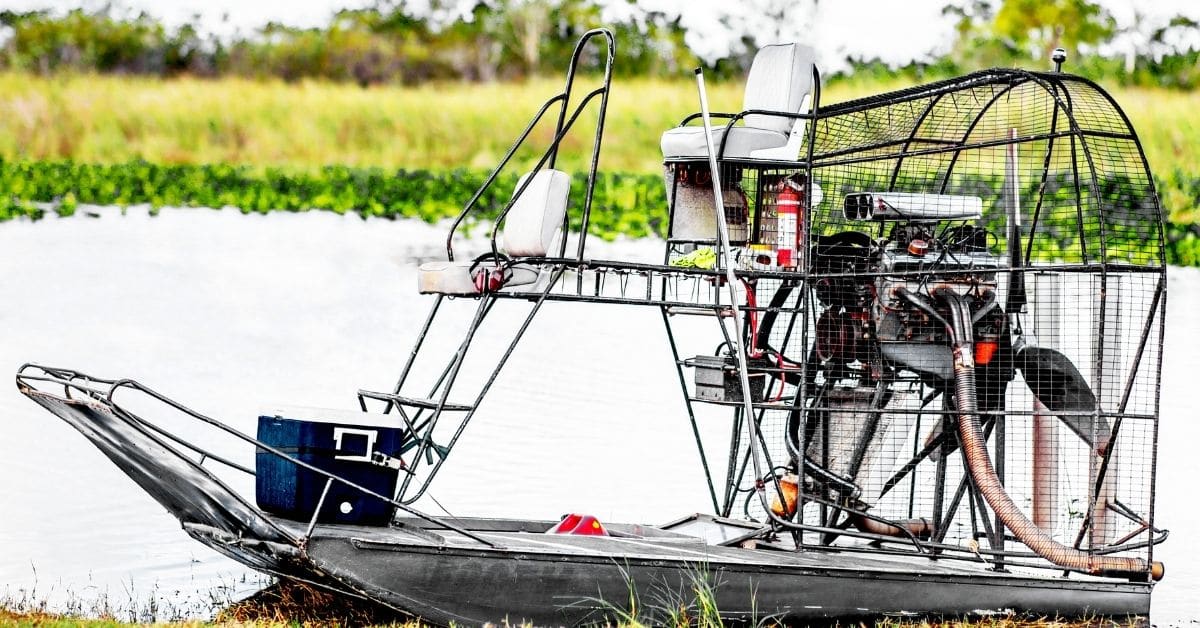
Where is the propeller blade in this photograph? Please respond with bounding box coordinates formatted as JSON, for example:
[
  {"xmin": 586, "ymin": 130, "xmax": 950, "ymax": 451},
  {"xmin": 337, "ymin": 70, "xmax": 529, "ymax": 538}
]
[{"xmin": 1016, "ymin": 345, "xmax": 1108, "ymax": 447}]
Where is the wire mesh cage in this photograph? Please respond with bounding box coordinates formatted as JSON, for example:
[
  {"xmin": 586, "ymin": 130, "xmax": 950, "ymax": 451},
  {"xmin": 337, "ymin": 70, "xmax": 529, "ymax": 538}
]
[{"xmin": 664, "ymin": 69, "xmax": 1166, "ymax": 579}]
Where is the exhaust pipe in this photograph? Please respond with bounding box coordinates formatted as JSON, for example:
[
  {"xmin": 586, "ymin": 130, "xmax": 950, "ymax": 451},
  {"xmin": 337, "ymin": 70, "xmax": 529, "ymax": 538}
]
[
  {"xmin": 851, "ymin": 515, "xmax": 934, "ymax": 538},
  {"xmin": 769, "ymin": 474, "xmax": 933, "ymax": 539},
  {"xmin": 936, "ymin": 289, "xmax": 1163, "ymax": 581}
]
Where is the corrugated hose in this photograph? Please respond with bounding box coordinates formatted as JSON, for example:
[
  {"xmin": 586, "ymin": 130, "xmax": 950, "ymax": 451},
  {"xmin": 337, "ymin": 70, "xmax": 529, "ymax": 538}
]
[{"xmin": 936, "ymin": 288, "xmax": 1163, "ymax": 581}]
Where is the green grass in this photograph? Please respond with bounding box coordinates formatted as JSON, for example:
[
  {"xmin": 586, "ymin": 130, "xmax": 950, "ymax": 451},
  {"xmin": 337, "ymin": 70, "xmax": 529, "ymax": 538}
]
[
  {"xmin": 0, "ymin": 73, "xmax": 744, "ymax": 175},
  {"xmin": 1, "ymin": 73, "xmax": 1194, "ymax": 184},
  {"xmin": 0, "ymin": 161, "xmax": 670, "ymax": 238}
]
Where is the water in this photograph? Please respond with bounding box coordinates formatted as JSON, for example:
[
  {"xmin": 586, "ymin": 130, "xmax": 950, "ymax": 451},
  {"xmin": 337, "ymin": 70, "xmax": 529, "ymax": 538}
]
[{"xmin": 0, "ymin": 208, "xmax": 1196, "ymax": 622}]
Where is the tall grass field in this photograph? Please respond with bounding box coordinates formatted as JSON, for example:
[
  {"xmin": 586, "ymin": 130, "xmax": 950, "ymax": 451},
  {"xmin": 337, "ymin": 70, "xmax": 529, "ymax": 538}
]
[
  {"xmin": 1, "ymin": 73, "xmax": 1194, "ymax": 180},
  {"xmin": 0, "ymin": 74, "xmax": 750, "ymax": 174}
]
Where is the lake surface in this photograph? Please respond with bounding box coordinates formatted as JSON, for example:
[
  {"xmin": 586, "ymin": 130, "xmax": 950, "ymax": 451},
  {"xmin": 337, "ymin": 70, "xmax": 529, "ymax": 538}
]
[{"xmin": 0, "ymin": 208, "xmax": 1196, "ymax": 622}]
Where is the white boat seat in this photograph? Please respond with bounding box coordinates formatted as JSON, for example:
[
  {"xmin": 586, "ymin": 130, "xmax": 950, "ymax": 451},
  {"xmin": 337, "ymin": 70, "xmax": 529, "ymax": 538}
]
[
  {"xmin": 418, "ymin": 169, "xmax": 570, "ymax": 295},
  {"xmin": 500, "ymin": 169, "xmax": 571, "ymax": 257},
  {"xmin": 661, "ymin": 42, "xmax": 816, "ymax": 162},
  {"xmin": 660, "ymin": 126, "xmax": 790, "ymax": 162}
]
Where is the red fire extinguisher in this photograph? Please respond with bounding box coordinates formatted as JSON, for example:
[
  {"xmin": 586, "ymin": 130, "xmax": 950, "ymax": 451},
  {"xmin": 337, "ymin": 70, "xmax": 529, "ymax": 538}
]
[{"xmin": 775, "ymin": 179, "xmax": 804, "ymax": 269}]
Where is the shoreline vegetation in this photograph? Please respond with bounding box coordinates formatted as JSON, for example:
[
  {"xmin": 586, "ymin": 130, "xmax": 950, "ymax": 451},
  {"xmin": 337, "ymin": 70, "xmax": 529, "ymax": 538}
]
[
  {"xmin": 0, "ymin": 3, "xmax": 1195, "ymax": 267},
  {"xmin": 1, "ymin": 2, "xmax": 1196, "ymax": 90},
  {"xmin": 0, "ymin": 579, "xmax": 1149, "ymax": 627},
  {"xmin": 0, "ymin": 75, "xmax": 1196, "ymax": 266},
  {"xmin": 0, "ymin": 159, "xmax": 1196, "ymax": 266}
]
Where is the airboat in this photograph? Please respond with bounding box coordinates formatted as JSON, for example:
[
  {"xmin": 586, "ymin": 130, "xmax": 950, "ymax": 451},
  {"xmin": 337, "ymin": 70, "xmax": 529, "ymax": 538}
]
[{"xmin": 17, "ymin": 30, "xmax": 1170, "ymax": 625}]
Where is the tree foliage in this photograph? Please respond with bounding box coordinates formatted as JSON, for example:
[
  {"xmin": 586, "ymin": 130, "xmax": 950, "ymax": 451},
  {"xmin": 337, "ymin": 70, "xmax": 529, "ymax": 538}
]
[
  {"xmin": 0, "ymin": 1, "xmax": 717, "ymax": 83},
  {"xmin": 0, "ymin": 0, "xmax": 1195, "ymax": 87},
  {"xmin": 993, "ymin": 0, "xmax": 1115, "ymax": 60}
]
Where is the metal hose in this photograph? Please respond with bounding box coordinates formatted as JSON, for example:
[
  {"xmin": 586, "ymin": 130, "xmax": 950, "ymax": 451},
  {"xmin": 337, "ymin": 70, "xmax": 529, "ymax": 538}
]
[{"xmin": 937, "ymin": 289, "xmax": 1163, "ymax": 580}]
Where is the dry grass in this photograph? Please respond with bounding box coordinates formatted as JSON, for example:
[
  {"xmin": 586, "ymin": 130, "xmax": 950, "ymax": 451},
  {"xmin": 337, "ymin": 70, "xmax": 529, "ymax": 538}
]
[
  {"xmin": 0, "ymin": 579, "xmax": 424, "ymax": 627},
  {"xmin": 0, "ymin": 571, "xmax": 1150, "ymax": 627},
  {"xmin": 215, "ymin": 580, "xmax": 411, "ymax": 627},
  {"xmin": 2, "ymin": 73, "xmax": 1191, "ymax": 180}
]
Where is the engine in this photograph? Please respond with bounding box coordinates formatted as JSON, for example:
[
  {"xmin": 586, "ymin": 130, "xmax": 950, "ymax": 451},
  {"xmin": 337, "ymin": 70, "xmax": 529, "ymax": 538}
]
[
  {"xmin": 812, "ymin": 193, "xmax": 1013, "ymax": 397},
  {"xmin": 873, "ymin": 221, "xmax": 1005, "ymax": 381},
  {"xmin": 796, "ymin": 192, "xmax": 1017, "ymax": 508}
]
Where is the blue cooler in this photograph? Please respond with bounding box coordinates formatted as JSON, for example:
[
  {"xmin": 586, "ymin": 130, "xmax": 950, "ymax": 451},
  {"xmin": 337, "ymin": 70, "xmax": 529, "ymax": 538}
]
[{"xmin": 255, "ymin": 407, "xmax": 405, "ymax": 526}]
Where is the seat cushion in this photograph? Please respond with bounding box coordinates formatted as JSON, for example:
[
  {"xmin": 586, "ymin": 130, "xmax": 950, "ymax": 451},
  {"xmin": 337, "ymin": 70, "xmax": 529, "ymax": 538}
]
[
  {"xmin": 744, "ymin": 43, "xmax": 815, "ymax": 135},
  {"xmin": 417, "ymin": 260, "xmax": 541, "ymax": 296},
  {"xmin": 660, "ymin": 125, "xmax": 789, "ymax": 160},
  {"xmin": 502, "ymin": 169, "xmax": 570, "ymax": 257}
]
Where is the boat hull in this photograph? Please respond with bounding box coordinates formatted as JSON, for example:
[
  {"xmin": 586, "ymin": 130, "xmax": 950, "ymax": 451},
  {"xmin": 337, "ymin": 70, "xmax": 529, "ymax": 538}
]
[
  {"xmin": 296, "ymin": 526, "xmax": 1150, "ymax": 625},
  {"xmin": 19, "ymin": 382, "xmax": 1153, "ymax": 626}
]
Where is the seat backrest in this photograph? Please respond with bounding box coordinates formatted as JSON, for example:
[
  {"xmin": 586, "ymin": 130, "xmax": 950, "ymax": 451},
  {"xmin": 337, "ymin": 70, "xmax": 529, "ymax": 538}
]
[
  {"xmin": 501, "ymin": 169, "xmax": 571, "ymax": 257},
  {"xmin": 742, "ymin": 43, "xmax": 816, "ymax": 135}
]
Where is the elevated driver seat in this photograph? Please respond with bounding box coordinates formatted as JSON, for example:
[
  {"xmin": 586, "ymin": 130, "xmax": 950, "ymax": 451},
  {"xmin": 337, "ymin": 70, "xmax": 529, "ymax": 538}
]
[
  {"xmin": 418, "ymin": 169, "xmax": 570, "ymax": 295},
  {"xmin": 660, "ymin": 43, "xmax": 816, "ymax": 162}
]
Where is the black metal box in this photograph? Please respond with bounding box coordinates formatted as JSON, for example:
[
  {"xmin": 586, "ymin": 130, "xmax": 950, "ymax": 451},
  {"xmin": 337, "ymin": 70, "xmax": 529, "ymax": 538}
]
[{"xmin": 692, "ymin": 354, "xmax": 766, "ymax": 402}]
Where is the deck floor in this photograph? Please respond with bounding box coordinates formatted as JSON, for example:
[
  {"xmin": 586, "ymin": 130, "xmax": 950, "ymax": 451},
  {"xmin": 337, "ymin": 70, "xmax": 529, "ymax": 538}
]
[{"xmin": 280, "ymin": 515, "xmax": 1123, "ymax": 585}]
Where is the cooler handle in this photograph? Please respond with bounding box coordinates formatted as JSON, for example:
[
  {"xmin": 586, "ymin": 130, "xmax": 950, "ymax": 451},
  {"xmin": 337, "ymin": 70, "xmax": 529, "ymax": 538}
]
[{"xmin": 333, "ymin": 427, "xmax": 377, "ymax": 463}]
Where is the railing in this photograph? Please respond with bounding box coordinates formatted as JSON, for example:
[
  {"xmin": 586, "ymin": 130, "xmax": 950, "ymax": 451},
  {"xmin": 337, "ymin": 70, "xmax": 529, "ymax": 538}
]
[
  {"xmin": 15, "ymin": 363, "xmax": 499, "ymax": 548},
  {"xmin": 443, "ymin": 28, "xmax": 615, "ymax": 267}
]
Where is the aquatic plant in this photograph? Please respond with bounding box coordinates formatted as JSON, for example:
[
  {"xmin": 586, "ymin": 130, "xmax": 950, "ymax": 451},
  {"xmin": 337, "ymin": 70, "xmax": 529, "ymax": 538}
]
[{"xmin": 2, "ymin": 159, "xmax": 1196, "ymax": 264}]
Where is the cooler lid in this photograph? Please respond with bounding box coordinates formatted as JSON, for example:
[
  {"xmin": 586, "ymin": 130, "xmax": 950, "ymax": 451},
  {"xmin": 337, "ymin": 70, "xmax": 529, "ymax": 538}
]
[{"xmin": 259, "ymin": 404, "xmax": 398, "ymax": 428}]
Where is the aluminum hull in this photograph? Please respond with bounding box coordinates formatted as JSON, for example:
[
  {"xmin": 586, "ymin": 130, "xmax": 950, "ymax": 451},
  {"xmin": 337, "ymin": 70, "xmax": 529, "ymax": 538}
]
[{"xmin": 21, "ymin": 387, "xmax": 1152, "ymax": 626}]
